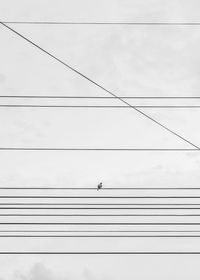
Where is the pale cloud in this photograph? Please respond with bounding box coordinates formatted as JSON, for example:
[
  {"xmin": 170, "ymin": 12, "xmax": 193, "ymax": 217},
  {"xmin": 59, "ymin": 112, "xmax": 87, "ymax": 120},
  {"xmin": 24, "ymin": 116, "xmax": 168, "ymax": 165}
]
[
  {"xmin": 13, "ymin": 264, "xmax": 61, "ymax": 280},
  {"xmin": 7, "ymin": 263, "xmax": 98, "ymax": 280}
]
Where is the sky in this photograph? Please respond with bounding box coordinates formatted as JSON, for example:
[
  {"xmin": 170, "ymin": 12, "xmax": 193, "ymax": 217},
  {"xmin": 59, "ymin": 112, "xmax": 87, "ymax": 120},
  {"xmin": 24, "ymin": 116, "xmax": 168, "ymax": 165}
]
[{"xmin": 1, "ymin": 0, "xmax": 200, "ymax": 279}]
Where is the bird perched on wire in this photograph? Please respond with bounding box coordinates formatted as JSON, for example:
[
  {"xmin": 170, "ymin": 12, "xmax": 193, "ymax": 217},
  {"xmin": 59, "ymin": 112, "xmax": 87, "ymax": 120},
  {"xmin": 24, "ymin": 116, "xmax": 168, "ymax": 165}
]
[{"xmin": 97, "ymin": 182, "xmax": 103, "ymax": 191}]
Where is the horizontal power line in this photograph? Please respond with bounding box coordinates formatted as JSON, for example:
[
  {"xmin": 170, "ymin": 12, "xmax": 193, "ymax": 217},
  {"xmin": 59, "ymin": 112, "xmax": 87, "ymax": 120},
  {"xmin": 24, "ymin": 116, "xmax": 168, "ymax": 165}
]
[
  {"xmin": 4, "ymin": 21, "xmax": 200, "ymax": 25},
  {"xmin": 0, "ymin": 222, "xmax": 200, "ymax": 225},
  {"xmin": 0, "ymin": 203, "xmax": 200, "ymax": 206},
  {"xmin": 2, "ymin": 207, "xmax": 200, "ymax": 209},
  {"xmin": 0, "ymin": 235, "xmax": 200, "ymax": 238},
  {"xmin": 1, "ymin": 95, "xmax": 200, "ymax": 99},
  {"xmin": 1, "ymin": 230, "xmax": 200, "ymax": 233},
  {"xmin": 1, "ymin": 214, "xmax": 200, "ymax": 216},
  {"xmin": 0, "ymin": 187, "xmax": 199, "ymax": 190},
  {"xmin": 0, "ymin": 196, "xmax": 200, "ymax": 198},
  {"xmin": 1, "ymin": 105, "xmax": 200, "ymax": 108},
  {"xmin": 0, "ymin": 230, "xmax": 200, "ymax": 234},
  {"xmin": 0, "ymin": 148, "xmax": 198, "ymax": 151},
  {"xmin": 9, "ymin": 252, "xmax": 200, "ymax": 255}
]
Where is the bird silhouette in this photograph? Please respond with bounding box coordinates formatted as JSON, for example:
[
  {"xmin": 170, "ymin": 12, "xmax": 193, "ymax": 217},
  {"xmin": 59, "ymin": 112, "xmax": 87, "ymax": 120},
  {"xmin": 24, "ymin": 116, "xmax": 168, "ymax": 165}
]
[{"xmin": 97, "ymin": 182, "xmax": 103, "ymax": 191}]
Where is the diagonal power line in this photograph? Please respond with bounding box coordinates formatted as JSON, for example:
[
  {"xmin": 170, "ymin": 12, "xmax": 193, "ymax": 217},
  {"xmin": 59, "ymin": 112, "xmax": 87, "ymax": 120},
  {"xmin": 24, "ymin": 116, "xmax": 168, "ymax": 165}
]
[{"xmin": 0, "ymin": 22, "xmax": 199, "ymax": 149}]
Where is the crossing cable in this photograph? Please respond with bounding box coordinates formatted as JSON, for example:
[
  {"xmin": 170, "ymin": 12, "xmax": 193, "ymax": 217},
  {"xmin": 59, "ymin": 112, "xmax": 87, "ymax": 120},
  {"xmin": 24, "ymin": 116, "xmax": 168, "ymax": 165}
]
[{"xmin": 0, "ymin": 22, "xmax": 199, "ymax": 149}]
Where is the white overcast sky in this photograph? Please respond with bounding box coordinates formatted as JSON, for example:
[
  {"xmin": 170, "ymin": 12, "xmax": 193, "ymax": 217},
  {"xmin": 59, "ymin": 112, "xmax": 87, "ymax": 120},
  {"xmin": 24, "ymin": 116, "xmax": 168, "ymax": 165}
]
[{"xmin": 1, "ymin": 0, "xmax": 200, "ymax": 279}]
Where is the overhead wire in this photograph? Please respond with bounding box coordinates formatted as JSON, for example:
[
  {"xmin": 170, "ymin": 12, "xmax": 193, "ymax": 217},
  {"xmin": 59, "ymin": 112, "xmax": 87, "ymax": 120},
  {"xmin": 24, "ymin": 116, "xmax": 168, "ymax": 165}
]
[
  {"xmin": 0, "ymin": 22, "xmax": 199, "ymax": 149},
  {"xmin": 1, "ymin": 95, "xmax": 200, "ymax": 98},
  {"xmin": 0, "ymin": 148, "xmax": 198, "ymax": 151},
  {"xmin": 1, "ymin": 105, "xmax": 200, "ymax": 108},
  {"xmin": 3, "ymin": 21, "xmax": 200, "ymax": 25}
]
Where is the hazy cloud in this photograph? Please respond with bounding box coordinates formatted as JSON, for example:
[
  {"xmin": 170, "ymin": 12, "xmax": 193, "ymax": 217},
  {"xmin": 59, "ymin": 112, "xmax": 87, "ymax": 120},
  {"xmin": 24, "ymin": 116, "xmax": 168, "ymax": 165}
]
[{"xmin": 8, "ymin": 263, "xmax": 97, "ymax": 280}]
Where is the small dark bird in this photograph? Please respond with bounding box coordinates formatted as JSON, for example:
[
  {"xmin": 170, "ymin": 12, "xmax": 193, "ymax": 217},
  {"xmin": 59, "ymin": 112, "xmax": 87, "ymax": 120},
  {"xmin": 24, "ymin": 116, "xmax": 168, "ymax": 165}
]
[{"xmin": 97, "ymin": 182, "xmax": 103, "ymax": 191}]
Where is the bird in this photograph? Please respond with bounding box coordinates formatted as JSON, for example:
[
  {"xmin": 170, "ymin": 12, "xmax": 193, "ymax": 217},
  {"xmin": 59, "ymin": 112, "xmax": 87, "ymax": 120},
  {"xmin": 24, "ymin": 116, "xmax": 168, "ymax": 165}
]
[{"xmin": 97, "ymin": 182, "xmax": 103, "ymax": 191}]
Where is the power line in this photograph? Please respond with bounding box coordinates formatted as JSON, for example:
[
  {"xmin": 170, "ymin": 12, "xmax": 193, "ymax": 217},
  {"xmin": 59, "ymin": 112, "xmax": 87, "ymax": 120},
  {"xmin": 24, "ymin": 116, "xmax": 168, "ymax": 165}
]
[
  {"xmin": 1, "ymin": 22, "xmax": 198, "ymax": 149},
  {"xmin": 1, "ymin": 95, "xmax": 200, "ymax": 99},
  {"xmin": 0, "ymin": 252, "xmax": 200, "ymax": 254},
  {"xmin": 0, "ymin": 148, "xmax": 198, "ymax": 151},
  {"xmin": 0, "ymin": 222, "xmax": 200, "ymax": 225},
  {"xmin": 0, "ymin": 196, "xmax": 199, "ymax": 198},
  {"xmin": 0, "ymin": 230, "xmax": 200, "ymax": 233},
  {"xmin": 1, "ymin": 214, "xmax": 200, "ymax": 216},
  {"xmin": 0, "ymin": 187, "xmax": 199, "ymax": 190},
  {"xmin": 1, "ymin": 105, "xmax": 200, "ymax": 108},
  {"xmin": 1, "ymin": 207, "xmax": 200, "ymax": 209},
  {"xmin": 3, "ymin": 21, "xmax": 200, "ymax": 25},
  {"xmin": 0, "ymin": 235, "xmax": 200, "ymax": 238},
  {"xmin": 1, "ymin": 203, "xmax": 200, "ymax": 205}
]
